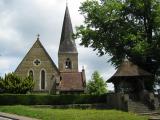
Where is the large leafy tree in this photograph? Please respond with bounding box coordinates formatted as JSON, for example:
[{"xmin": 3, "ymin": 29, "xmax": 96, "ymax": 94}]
[
  {"xmin": 76, "ymin": 0, "xmax": 160, "ymax": 75},
  {"xmin": 87, "ymin": 71, "xmax": 107, "ymax": 95}
]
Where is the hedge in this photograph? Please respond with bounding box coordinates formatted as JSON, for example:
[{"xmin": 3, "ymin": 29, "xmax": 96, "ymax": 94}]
[{"xmin": 0, "ymin": 94, "xmax": 106, "ymax": 105}]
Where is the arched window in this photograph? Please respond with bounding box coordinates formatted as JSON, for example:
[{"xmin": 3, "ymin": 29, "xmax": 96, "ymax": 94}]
[
  {"xmin": 65, "ymin": 58, "xmax": 72, "ymax": 69},
  {"xmin": 41, "ymin": 70, "xmax": 45, "ymax": 90},
  {"xmin": 28, "ymin": 70, "xmax": 34, "ymax": 79}
]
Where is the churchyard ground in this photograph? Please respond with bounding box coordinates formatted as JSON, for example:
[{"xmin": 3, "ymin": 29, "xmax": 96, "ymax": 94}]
[{"xmin": 0, "ymin": 105, "xmax": 148, "ymax": 120}]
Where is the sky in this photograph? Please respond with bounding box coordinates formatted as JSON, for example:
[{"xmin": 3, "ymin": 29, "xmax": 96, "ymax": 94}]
[{"xmin": 0, "ymin": 0, "xmax": 116, "ymax": 90}]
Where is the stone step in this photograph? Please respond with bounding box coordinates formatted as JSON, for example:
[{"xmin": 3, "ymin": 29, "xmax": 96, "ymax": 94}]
[
  {"xmin": 149, "ymin": 116, "xmax": 160, "ymax": 120},
  {"xmin": 128, "ymin": 101, "xmax": 152, "ymax": 113},
  {"xmin": 129, "ymin": 107, "xmax": 150, "ymax": 110},
  {"xmin": 128, "ymin": 105, "xmax": 149, "ymax": 109},
  {"xmin": 129, "ymin": 109, "xmax": 152, "ymax": 113},
  {"xmin": 128, "ymin": 104, "xmax": 149, "ymax": 108},
  {"xmin": 129, "ymin": 108, "xmax": 151, "ymax": 111},
  {"xmin": 128, "ymin": 106, "xmax": 149, "ymax": 110}
]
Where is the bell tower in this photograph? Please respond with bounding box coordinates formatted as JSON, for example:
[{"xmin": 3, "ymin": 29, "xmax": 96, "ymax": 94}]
[{"xmin": 58, "ymin": 5, "xmax": 78, "ymax": 72}]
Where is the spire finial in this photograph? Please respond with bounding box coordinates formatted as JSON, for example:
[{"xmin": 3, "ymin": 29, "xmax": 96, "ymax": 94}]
[
  {"xmin": 66, "ymin": 0, "xmax": 68, "ymax": 6},
  {"xmin": 82, "ymin": 66, "xmax": 85, "ymax": 70},
  {"xmin": 37, "ymin": 34, "xmax": 40, "ymax": 40}
]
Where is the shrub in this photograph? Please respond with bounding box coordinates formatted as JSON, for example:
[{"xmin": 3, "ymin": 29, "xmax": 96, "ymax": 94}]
[
  {"xmin": 0, "ymin": 77, "xmax": 4, "ymax": 93},
  {"xmin": 0, "ymin": 73, "xmax": 34, "ymax": 94}
]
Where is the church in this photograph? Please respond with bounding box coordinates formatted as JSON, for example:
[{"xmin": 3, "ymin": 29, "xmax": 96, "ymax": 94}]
[{"xmin": 15, "ymin": 6, "xmax": 86, "ymax": 94}]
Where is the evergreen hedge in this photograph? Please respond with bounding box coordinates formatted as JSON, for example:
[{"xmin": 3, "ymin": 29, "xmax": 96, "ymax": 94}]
[{"xmin": 0, "ymin": 94, "xmax": 106, "ymax": 105}]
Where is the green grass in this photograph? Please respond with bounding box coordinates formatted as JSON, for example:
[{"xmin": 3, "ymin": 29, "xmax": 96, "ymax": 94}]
[{"xmin": 0, "ymin": 105, "xmax": 148, "ymax": 120}]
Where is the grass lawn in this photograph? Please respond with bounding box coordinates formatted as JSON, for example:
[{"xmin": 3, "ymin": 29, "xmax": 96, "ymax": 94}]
[{"xmin": 0, "ymin": 105, "xmax": 148, "ymax": 120}]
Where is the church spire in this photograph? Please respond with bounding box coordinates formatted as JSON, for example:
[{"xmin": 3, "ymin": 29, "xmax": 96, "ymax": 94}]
[{"xmin": 58, "ymin": 5, "xmax": 77, "ymax": 53}]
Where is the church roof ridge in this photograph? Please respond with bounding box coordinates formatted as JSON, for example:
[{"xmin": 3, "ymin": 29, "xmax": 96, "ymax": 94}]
[
  {"xmin": 15, "ymin": 36, "xmax": 59, "ymax": 73},
  {"xmin": 36, "ymin": 39, "xmax": 59, "ymax": 73}
]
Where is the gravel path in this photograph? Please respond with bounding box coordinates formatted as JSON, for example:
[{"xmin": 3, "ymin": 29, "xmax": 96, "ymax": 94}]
[{"xmin": 0, "ymin": 112, "xmax": 39, "ymax": 120}]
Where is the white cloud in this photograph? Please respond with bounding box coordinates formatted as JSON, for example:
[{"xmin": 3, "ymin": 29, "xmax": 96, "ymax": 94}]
[
  {"xmin": 0, "ymin": 58, "xmax": 10, "ymax": 71},
  {"xmin": 0, "ymin": 56, "xmax": 20, "ymax": 77}
]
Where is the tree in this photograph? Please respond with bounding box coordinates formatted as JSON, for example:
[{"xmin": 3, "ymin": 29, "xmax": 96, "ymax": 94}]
[
  {"xmin": 76, "ymin": 0, "xmax": 160, "ymax": 75},
  {"xmin": 0, "ymin": 76, "xmax": 4, "ymax": 93},
  {"xmin": 0, "ymin": 73, "xmax": 34, "ymax": 94},
  {"xmin": 87, "ymin": 71, "xmax": 107, "ymax": 95}
]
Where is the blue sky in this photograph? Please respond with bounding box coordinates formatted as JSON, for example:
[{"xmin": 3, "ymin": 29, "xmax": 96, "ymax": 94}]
[{"xmin": 0, "ymin": 0, "xmax": 116, "ymax": 90}]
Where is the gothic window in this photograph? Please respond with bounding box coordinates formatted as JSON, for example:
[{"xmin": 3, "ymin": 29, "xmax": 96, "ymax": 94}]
[
  {"xmin": 33, "ymin": 59, "xmax": 41, "ymax": 66},
  {"xmin": 41, "ymin": 70, "xmax": 45, "ymax": 90},
  {"xmin": 29, "ymin": 70, "xmax": 34, "ymax": 79},
  {"xmin": 65, "ymin": 58, "xmax": 71, "ymax": 69}
]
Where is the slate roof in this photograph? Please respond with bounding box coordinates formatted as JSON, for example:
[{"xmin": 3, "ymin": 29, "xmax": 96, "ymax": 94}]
[
  {"xmin": 107, "ymin": 59, "xmax": 152, "ymax": 82},
  {"xmin": 58, "ymin": 5, "xmax": 77, "ymax": 53},
  {"xmin": 58, "ymin": 72, "xmax": 85, "ymax": 91}
]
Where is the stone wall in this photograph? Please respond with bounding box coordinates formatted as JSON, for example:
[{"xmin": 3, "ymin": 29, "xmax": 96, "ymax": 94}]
[
  {"xmin": 58, "ymin": 53, "xmax": 78, "ymax": 72},
  {"xmin": 106, "ymin": 93, "xmax": 128, "ymax": 111}
]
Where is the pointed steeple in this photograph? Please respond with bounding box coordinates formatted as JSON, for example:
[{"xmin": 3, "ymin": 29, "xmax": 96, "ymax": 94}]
[{"xmin": 58, "ymin": 5, "xmax": 77, "ymax": 53}]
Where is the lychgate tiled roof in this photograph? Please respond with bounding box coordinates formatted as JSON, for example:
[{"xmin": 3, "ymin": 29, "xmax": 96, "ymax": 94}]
[
  {"xmin": 107, "ymin": 59, "xmax": 152, "ymax": 82},
  {"xmin": 58, "ymin": 72, "xmax": 85, "ymax": 91},
  {"xmin": 58, "ymin": 5, "xmax": 77, "ymax": 53}
]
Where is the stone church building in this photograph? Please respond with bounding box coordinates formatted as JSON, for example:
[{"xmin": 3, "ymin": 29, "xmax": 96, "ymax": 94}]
[{"xmin": 15, "ymin": 6, "xmax": 86, "ymax": 94}]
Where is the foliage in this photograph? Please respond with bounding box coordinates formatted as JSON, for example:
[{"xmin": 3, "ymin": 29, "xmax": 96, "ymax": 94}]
[
  {"xmin": 154, "ymin": 68, "xmax": 160, "ymax": 92},
  {"xmin": 0, "ymin": 105, "xmax": 148, "ymax": 120},
  {"xmin": 76, "ymin": 0, "xmax": 160, "ymax": 75},
  {"xmin": 0, "ymin": 94, "xmax": 106, "ymax": 105},
  {"xmin": 87, "ymin": 71, "xmax": 107, "ymax": 95},
  {"xmin": 0, "ymin": 73, "xmax": 34, "ymax": 94},
  {"xmin": 155, "ymin": 68, "xmax": 160, "ymax": 83},
  {"xmin": 0, "ymin": 76, "xmax": 4, "ymax": 93}
]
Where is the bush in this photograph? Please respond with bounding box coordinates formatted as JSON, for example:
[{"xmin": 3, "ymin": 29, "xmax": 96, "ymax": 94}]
[
  {"xmin": 0, "ymin": 94, "xmax": 106, "ymax": 105},
  {"xmin": 0, "ymin": 73, "xmax": 34, "ymax": 94}
]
